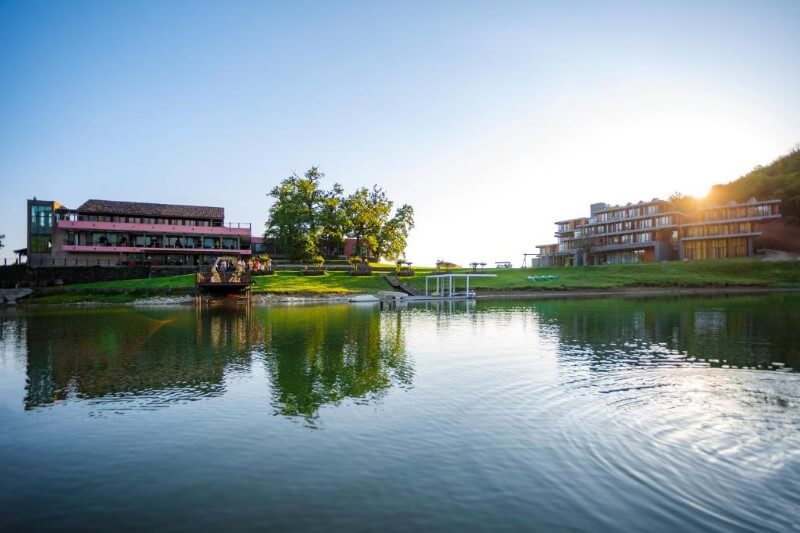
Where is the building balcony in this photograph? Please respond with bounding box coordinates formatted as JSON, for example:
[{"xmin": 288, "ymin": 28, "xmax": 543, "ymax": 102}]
[
  {"xmin": 680, "ymin": 232, "xmax": 761, "ymax": 242},
  {"xmin": 679, "ymin": 214, "xmax": 781, "ymax": 227},
  {"xmin": 56, "ymin": 219, "xmax": 251, "ymax": 237},
  {"xmin": 60, "ymin": 244, "xmax": 251, "ymax": 255},
  {"xmin": 591, "ymin": 241, "xmax": 657, "ymax": 252}
]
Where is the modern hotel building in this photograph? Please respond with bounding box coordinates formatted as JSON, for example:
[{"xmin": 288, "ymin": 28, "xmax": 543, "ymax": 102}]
[
  {"xmin": 26, "ymin": 198, "xmax": 253, "ymax": 267},
  {"xmin": 535, "ymin": 197, "xmax": 782, "ymax": 267}
]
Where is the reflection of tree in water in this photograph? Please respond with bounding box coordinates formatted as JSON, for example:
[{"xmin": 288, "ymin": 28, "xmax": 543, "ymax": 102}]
[
  {"xmin": 21, "ymin": 305, "xmax": 259, "ymax": 409},
  {"xmin": 528, "ymin": 295, "xmax": 800, "ymax": 370},
  {"xmin": 258, "ymin": 305, "xmax": 412, "ymax": 419}
]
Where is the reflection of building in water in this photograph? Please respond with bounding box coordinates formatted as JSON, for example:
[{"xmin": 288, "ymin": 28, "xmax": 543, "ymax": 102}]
[
  {"xmin": 14, "ymin": 304, "xmax": 412, "ymax": 418},
  {"xmin": 21, "ymin": 306, "xmax": 259, "ymax": 409},
  {"xmin": 259, "ymin": 305, "xmax": 412, "ymax": 419},
  {"xmin": 529, "ymin": 297, "xmax": 799, "ymax": 370}
]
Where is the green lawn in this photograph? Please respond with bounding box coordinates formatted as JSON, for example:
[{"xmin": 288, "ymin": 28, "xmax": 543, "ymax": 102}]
[
  {"xmin": 25, "ymin": 259, "xmax": 800, "ymax": 304},
  {"xmin": 251, "ymin": 271, "xmax": 391, "ymax": 294},
  {"xmin": 408, "ymin": 259, "xmax": 800, "ymax": 291}
]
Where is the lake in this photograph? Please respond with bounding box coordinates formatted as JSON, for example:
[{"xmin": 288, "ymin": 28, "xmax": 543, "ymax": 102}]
[{"xmin": 1, "ymin": 295, "xmax": 798, "ymax": 532}]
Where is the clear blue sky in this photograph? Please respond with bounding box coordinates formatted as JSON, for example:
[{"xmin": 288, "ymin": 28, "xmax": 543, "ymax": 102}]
[{"xmin": 1, "ymin": 0, "xmax": 798, "ymax": 265}]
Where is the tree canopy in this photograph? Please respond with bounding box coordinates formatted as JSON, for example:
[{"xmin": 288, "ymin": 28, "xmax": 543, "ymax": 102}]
[
  {"xmin": 706, "ymin": 145, "xmax": 800, "ymax": 225},
  {"xmin": 265, "ymin": 168, "xmax": 414, "ymax": 261}
]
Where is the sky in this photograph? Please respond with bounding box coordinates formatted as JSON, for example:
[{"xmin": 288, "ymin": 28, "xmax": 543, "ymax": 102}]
[{"xmin": 1, "ymin": 0, "xmax": 799, "ymax": 266}]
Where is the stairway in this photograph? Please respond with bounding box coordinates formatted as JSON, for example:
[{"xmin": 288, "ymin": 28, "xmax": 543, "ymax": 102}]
[{"xmin": 384, "ymin": 275, "xmax": 422, "ymax": 296}]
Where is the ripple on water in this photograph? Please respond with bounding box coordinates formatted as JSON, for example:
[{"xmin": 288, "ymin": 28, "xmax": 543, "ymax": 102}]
[{"xmin": 550, "ymin": 346, "xmax": 800, "ymax": 533}]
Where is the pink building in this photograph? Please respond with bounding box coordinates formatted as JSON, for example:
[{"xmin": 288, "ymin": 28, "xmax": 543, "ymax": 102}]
[{"xmin": 27, "ymin": 198, "xmax": 252, "ymax": 267}]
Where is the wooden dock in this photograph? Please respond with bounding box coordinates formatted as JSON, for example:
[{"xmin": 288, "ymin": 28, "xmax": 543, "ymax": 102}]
[{"xmin": 384, "ymin": 275, "xmax": 422, "ymax": 296}]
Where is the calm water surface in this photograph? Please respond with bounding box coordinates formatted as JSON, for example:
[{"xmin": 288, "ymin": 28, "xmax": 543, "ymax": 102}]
[{"xmin": 1, "ymin": 295, "xmax": 799, "ymax": 532}]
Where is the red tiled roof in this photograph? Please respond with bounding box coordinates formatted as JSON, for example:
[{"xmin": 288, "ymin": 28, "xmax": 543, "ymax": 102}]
[{"xmin": 77, "ymin": 199, "xmax": 224, "ymax": 220}]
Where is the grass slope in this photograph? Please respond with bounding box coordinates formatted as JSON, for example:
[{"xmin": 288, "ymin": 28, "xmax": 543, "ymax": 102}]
[
  {"xmin": 406, "ymin": 259, "xmax": 800, "ymax": 291},
  {"xmin": 24, "ymin": 259, "xmax": 800, "ymax": 304}
]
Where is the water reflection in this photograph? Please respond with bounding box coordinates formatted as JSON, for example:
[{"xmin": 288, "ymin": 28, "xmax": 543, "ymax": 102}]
[
  {"xmin": 480, "ymin": 295, "xmax": 799, "ymax": 371},
  {"xmin": 19, "ymin": 306, "xmax": 259, "ymax": 410},
  {"xmin": 3, "ymin": 294, "xmax": 797, "ymax": 418},
  {"xmin": 260, "ymin": 305, "xmax": 412, "ymax": 418},
  {"xmin": 1, "ymin": 296, "xmax": 798, "ymax": 532},
  {"xmin": 5, "ymin": 303, "xmax": 412, "ymax": 417}
]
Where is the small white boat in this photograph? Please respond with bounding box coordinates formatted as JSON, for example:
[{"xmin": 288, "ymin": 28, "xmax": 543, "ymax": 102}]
[
  {"xmin": 449, "ymin": 290, "xmax": 476, "ymax": 298},
  {"xmin": 349, "ymin": 294, "xmax": 380, "ymax": 303},
  {"xmin": 378, "ymin": 291, "xmax": 409, "ymax": 300}
]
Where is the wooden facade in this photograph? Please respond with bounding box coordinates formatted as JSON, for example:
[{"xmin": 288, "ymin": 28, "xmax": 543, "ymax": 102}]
[{"xmin": 535, "ymin": 198, "xmax": 781, "ymax": 267}]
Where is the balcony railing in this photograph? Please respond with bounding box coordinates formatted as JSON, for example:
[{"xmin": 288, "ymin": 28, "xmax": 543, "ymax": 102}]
[
  {"xmin": 56, "ymin": 212, "xmax": 251, "ymax": 229},
  {"xmin": 60, "ymin": 242, "xmax": 252, "ymax": 255},
  {"xmin": 56, "ymin": 219, "xmax": 251, "ymax": 236},
  {"xmin": 65, "ymin": 239, "xmax": 249, "ymax": 250}
]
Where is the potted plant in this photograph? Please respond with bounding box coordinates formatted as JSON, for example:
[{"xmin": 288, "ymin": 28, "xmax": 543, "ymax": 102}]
[
  {"xmin": 349, "ymin": 256, "xmax": 372, "ymax": 276},
  {"xmin": 256, "ymin": 254, "xmax": 275, "ymax": 275},
  {"xmin": 303, "ymin": 254, "xmax": 326, "ymax": 276}
]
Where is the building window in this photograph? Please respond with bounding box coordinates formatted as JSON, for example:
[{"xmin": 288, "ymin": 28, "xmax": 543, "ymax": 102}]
[
  {"xmin": 30, "ymin": 204, "xmax": 54, "ymax": 234},
  {"xmin": 30, "ymin": 235, "xmax": 51, "ymax": 253},
  {"xmin": 91, "ymin": 232, "xmax": 119, "ymax": 246}
]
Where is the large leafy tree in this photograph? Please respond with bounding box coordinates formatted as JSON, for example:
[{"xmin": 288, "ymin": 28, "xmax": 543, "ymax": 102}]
[
  {"xmin": 376, "ymin": 204, "xmax": 415, "ymax": 261},
  {"xmin": 343, "ymin": 186, "xmax": 415, "ymax": 261},
  {"xmin": 266, "ymin": 167, "xmax": 344, "ymax": 261},
  {"xmin": 343, "ymin": 186, "xmax": 389, "ymax": 260},
  {"xmin": 267, "ymin": 169, "xmax": 415, "ymax": 261},
  {"xmin": 318, "ymin": 183, "xmax": 347, "ymax": 256}
]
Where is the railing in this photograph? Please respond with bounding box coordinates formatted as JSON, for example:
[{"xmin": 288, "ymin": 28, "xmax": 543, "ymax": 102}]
[
  {"xmin": 58, "ymin": 211, "xmax": 255, "ymax": 229},
  {"xmin": 62, "ymin": 238, "xmax": 251, "ymax": 251},
  {"xmin": 196, "ymin": 271, "xmax": 252, "ymax": 284}
]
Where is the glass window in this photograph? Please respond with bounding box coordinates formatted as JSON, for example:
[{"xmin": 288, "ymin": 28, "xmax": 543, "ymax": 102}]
[
  {"xmin": 30, "ymin": 204, "xmax": 54, "ymax": 234},
  {"xmin": 91, "ymin": 232, "xmax": 118, "ymax": 246},
  {"xmin": 165, "ymin": 236, "xmax": 184, "ymax": 248},
  {"xmin": 30, "ymin": 235, "xmax": 51, "ymax": 253}
]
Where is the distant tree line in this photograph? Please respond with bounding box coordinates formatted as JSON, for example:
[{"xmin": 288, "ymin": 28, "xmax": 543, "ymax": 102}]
[
  {"xmin": 706, "ymin": 144, "xmax": 800, "ymax": 225},
  {"xmin": 664, "ymin": 145, "xmax": 800, "ymax": 226},
  {"xmin": 265, "ymin": 167, "xmax": 415, "ymax": 263}
]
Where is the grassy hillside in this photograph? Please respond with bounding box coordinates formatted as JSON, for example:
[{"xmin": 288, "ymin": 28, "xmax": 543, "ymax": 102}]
[
  {"xmin": 407, "ymin": 260, "xmax": 800, "ymax": 291},
  {"xmin": 706, "ymin": 147, "xmax": 800, "ymax": 225},
  {"xmin": 23, "ymin": 259, "xmax": 800, "ymax": 304}
]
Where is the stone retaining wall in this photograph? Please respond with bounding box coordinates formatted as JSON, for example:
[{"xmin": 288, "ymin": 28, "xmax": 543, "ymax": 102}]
[{"xmin": 0, "ymin": 265, "xmax": 199, "ymax": 288}]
